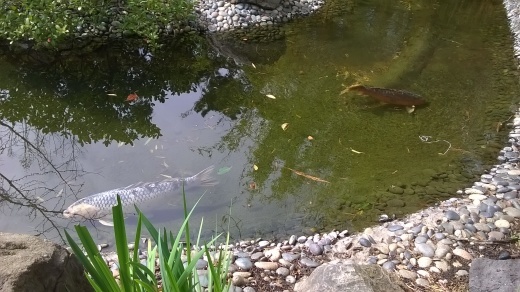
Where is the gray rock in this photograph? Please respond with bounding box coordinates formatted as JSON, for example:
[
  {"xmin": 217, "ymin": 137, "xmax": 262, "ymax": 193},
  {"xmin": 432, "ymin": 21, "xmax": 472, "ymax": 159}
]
[
  {"xmin": 0, "ymin": 232, "xmax": 93, "ymax": 292},
  {"xmin": 503, "ymin": 207, "xmax": 520, "ymax": 217},
  {"xmin": 359, "ymin": 238, "xmax": 372, "ymax": 247},
  {"xmin": 415, "ymin": 243, "xmax": 435, "ymax": 257},
  {"xmin": 382, "ymin": 261, "xmax": 396, "ymax": 271},
  {"xmin": 294, "ymin": 263, "xmax": 404, "ymax": 292},
  {"xmin": 445, "ymin": 210, "xmax": 460, "ymax": 221},
  {"xmin": 286, "ymin": 275, "xmax": 296, "ymax": 284},
  {"xmin": 276, "ymin": 267, "xmax": 290, "ymax": 276},
  {"xmin": 470, "ymin": 258, "xmax": 520, "ymax": 291},
  {"xmin": 254, "ymin": 261, "xmax": 278, "ymax": 270},
  {"xmin": 235, "ymin": 257, "xmax": 253, "ymax": 270},
  {"xmin": 288, "ymin": 235, "xmax": 297, "ymax": 245},
  {"xmin": 300, "ymin": 257, "xmax": 320, "ymax": 268},
  {"xmin": 282, "ymin": 252, "xmax": 300, "ymax": 262},
  {"xmin": 387, "ymin": 225, "xmax": 404, "ymax": 232},
  {"xmin": 309, "ymin": 243, "xmax": 324, "ymax": 255}
]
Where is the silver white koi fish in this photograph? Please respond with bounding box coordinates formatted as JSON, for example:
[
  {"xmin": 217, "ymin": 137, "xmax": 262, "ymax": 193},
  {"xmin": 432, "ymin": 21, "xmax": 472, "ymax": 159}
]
[{"xmin": 63, "ymin": 165, "xmax": 217, "ymax": 225}]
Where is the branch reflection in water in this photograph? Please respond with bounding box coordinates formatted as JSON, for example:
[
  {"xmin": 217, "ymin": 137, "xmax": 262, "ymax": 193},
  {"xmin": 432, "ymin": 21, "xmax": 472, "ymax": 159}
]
[{"xmin": 0, "ymin": 120, "xmax": 87, "ymax": 242}]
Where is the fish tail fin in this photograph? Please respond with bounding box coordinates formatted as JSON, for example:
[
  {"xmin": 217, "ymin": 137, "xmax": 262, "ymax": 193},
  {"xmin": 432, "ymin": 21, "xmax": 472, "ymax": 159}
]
[{"xmin": 192, "ymin": 165, "xmax": 219, "ymax": 187}]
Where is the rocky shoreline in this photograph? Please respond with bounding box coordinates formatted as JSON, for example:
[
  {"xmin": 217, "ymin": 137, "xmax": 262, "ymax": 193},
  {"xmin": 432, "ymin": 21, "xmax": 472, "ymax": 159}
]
[
  {"xmin": 195, "ymin": 0, "xmax": 323, "ymax": 33},
  {"xmin": 97, "ymin": 1, "xmax": 520, "ymax": 292}
]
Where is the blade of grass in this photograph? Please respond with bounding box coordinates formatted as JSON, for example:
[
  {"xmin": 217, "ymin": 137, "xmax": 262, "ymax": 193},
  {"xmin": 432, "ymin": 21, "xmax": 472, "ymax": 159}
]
[
  {"xmin": 129, "ymin": 262, "xmax": 157, "ymax": 290},
  {"xmin": 112, "ymin": 195, "xmax": 132, "ymax": 292},
  {"xmin": 133, "ymin": 213, "xmax": 143, "ymax": 264},
  {"xmin": 157, "ymin": 232, "xmax": 179, "ymax": 292},
  {"xmin": 65, "ymin": 228, "xmax": 120, "ymax": 291}
]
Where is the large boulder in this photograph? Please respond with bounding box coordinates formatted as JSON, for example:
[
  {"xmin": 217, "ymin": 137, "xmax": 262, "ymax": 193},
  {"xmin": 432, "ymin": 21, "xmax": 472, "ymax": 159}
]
[
  {"xmin": 469, "ymin": 258, "xmax": 520, "ymax": 292},
  {"xmin": 0, "ymin": 232, "xmax": 93, "ymax": 292},
  {"xmin": 294, "ymin": 260, "xmax": 405, "ymax": 292}
]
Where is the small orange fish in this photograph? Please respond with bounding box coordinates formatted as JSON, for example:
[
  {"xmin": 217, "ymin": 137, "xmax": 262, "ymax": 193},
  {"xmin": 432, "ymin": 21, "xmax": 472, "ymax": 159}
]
[
  {"xmin": 126, "ymin": 93, "xmax": 138, "ymax": 102},
  {"xmin": 348, "ymin": 84, "xmax": 426, "ymax": 107}
]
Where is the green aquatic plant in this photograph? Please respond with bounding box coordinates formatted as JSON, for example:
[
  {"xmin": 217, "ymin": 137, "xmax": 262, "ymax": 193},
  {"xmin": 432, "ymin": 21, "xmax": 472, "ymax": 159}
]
[{"xmin": 65, "ymin": 191, "xmax": 232, "ymax": 292}]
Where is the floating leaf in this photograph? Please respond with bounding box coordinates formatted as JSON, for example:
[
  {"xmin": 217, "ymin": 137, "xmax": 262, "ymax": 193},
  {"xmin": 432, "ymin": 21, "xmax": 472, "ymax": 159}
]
[
  {"xmin": 253, "ymin": 164, "xmax": 259, "ymax": 171},
  {"xmin": 406, "ymin": 106, "xmax": 415, "ymax": 114},
  {"xmin": 162, "ymin": 161, "xmax": 169, "ymax": 168},
  {"xmin": 307, "ymin": 136, "xmax": 314, "ymax": 140},
  {"xmin": 266, "ymin": 94, "xmax": 276, "ymax": 99},
  {"xmin": 252, "ymin": 63, "xmax": 256, "ymax": 68},
  {"xmin": 160, "ymin": 174, "xmax": 172, "ymax": 179},
  {"xmin": 126, "ymin": 93, "xmax": 138, "ymax": 102},
  {"xmin": 144, "ymin": 137, "xmax": 152, "ymax": 145},
  {"xmin": 217, "ymin": 166, "xmax": 232, "ymax": 175},
  {"xmin": 350, "ymin": 148, "xmax": 364, "ymax": 154},
  {"xmin": 107, "ymin": 93, "xmax": 117, "ymax": 97},
  {"xmin": 281, "ymin": 123, "xmax": 289, "ymax": 131},
  {"xmin": 249, "ymin": 182, "xmax": 257, "ymax": 190}
]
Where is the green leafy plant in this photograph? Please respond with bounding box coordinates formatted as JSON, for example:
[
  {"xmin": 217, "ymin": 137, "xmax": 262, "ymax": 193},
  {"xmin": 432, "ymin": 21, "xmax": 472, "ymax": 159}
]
[
  {"xmin": 0, "ymin": 0, "xmax": 195, "ymax": 48},
  {"xmin": 65, "ymin": 191, "xmax": 232, "ymax": 292}
]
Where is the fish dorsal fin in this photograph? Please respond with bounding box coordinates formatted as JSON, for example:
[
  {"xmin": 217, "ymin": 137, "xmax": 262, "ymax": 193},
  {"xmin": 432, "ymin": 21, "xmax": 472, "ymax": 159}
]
[{"xmin": 120, "ymin": 181, "xmax": 148, "ymax": 191}]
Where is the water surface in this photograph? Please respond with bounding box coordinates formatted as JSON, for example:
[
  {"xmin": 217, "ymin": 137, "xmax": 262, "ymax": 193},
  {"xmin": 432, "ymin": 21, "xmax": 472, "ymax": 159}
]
[{"xmin": 0, "ymin": 0, "xmax": 518, "ymax": 243}]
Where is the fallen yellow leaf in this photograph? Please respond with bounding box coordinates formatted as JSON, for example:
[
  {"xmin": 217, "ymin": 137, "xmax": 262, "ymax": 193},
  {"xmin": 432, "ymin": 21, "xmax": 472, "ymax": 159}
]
[
  {"xmin": 350, "ymin": 148, "xmax": 364, "ymax": 154},
  {"xmin": 307, "ymin": 136, "xmax": 314, "ymax": 140},
  {"xmin": 266, "ymin": 94, "xmax": 276, "ymax": 99},
  {"xmin": 253, "ymin": 164, "xmax": 259, "ymax": 171},
  {"xmin": 281, "ymin": 123, "xmax": 289, "ymax": 131}
]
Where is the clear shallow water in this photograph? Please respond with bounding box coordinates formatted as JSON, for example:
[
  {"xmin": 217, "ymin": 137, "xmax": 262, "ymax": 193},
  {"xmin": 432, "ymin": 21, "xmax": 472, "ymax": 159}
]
[{"xmin": 0, "ymin": 0, "xmax": 518, "ymax": 244}]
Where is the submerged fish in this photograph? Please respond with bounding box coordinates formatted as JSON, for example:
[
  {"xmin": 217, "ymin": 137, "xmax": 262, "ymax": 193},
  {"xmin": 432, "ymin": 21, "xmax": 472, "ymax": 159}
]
[
  {"xmin": 63, "ymin": 166, "xmax": 218, "ymax": 225},
  {"xmin": 347, "ymin": 84, "xmax": 427, "ymax": 107}
]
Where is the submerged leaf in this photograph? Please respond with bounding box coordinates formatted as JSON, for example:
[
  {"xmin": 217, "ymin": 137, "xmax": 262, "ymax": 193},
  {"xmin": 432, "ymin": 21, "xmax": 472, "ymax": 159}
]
[
  {"xmin": 217, "ymin": 166, "xmax": 232, "ymax": 175},
  {"xmin": 350, "ymin": 148, "xmax": 364, "ymax": 154},
  {"xmin": 126, "ymin": 93, "xmax": 139, "ymax": 102}
]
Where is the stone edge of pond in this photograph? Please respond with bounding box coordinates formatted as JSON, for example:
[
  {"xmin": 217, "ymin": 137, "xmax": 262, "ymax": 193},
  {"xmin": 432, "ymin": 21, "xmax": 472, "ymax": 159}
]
[
  {"xmin": 504, "ymin": 0, "xmax": 520, "ymax": 59},
  {"xmin": 194, "ymin": 0, "xmax": 323, "ymax": 33}
]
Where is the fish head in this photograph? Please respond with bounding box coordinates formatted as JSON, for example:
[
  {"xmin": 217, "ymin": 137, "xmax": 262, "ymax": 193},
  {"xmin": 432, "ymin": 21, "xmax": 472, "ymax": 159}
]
[{"xmin": 63, "ymin": 202, "xmax": 101, "ymax": 220}]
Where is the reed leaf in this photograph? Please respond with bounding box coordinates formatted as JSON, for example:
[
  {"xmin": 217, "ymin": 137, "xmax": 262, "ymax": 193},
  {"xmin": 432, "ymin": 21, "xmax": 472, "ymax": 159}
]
[{"xmin": 112, "ymin": 196, "xmax": 132, "ymax": 292}]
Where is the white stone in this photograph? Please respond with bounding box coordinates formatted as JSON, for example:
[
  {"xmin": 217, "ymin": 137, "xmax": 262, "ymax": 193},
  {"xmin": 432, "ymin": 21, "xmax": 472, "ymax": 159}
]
[
  {"xmin": 495, "ymin": 219, "xmax": 510, "ymax": 228},
  {"xmin": 418, "ymin": 257, "xmax": 432, "ymax": 268},
  {"xmin": 453, "ymin": 249, "xmax": 473, "ymax": 260}
]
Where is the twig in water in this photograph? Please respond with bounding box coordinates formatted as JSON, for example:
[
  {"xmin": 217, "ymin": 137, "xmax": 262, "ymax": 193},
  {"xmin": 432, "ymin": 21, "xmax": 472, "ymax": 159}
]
[
  {"xmin": 419, "ymin": 135, "xmax": 452, "ymax": 155},
  {"xmin": 285, "ymin": 167, "xmax": 330, "ymax": 183}
]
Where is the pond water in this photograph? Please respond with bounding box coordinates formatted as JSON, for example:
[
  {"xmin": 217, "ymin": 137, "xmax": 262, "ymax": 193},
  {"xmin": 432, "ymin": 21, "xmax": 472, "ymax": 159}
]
[{"xmin": 0, "ymin": 0, "xmax": 519, "ymax": 244}]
